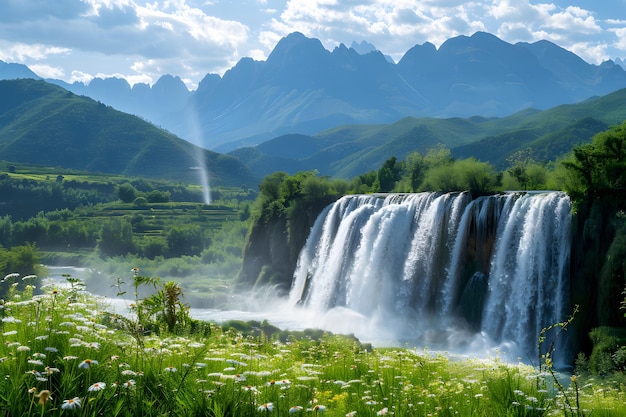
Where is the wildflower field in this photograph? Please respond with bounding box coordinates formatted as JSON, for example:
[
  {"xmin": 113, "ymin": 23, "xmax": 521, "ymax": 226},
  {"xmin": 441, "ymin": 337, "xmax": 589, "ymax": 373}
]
[{"xmin": 1, "ymin": 274, "xmax": 625, "ymax": 416}]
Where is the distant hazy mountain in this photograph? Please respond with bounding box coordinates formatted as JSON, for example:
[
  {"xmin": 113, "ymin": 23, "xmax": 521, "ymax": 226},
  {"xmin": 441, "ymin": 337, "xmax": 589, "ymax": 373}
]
[
  {"xmin": 2, "ymin": 32, "xmax": 625, "ymax": 151},
  {"xmin": 350, "ymin": 40, "xmax": 395, "ymax": 63},
  {"xmin": 0, "ymin": 79, "xmax": 257, "ymax": 187},
  {"xmin": 229, "ymin": 88, "xmax": 626, "ymax": 179},
  {"xmin": 0, "ymin": 60, "xmax": 41, "ymax": 80},
  {"xmin": 180, "ymin": 31, "xmax": 626, "ymax": 150},
  {"xmin": 46, "ymin": 74, "xmax": 191, "ymax": 132},
  {"xmin": 188, "ymin": 32, "xmax": 428, "ymax": 151},
  {"xmin": 0, "ymin": 62, "xmax": 191, "ymax": 127}
]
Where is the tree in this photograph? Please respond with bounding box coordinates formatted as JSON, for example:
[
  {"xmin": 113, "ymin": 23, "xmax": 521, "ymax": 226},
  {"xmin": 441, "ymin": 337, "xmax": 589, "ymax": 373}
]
[
  {"xmin": 561, "ymin": 121, "xmax": 626, "ymax": 206},
  {"xmin": 0, "ymin": 215, "xmax": 13, "ymax": 247},
  {"xmin": 424, "ymin": 146, "xmax": 454, "ymax": 168},
  {"xmin": 525, "ymin": 163, "xmax": 548, "ymax": 190},
  {"xmin": 456, "ymin": 158, "xmax": 496, "ymax": 195},
  {"xmin": 374, "ymin": 157, "xmax": 402, "ymax": 192},
  {"xmin": 405, "ymin": 151, "xmax": 426, "ymax": 191},
  {"xmin": 505, "ymin": 148, "xmax": 548, "ymax": 190},
  {"xmin": 239, "ymin": 204, "xmax": 251, "ymax": 221},
  {"xmin": 166, "ymin": 225, "xmax": 207, "ymax": 257},
  {"xmin": 422, "ymin": 157, "xmax": 496, "ymax": 195},
  {"xmin": 64, "ymin": 220, "xmax": 93, "ymax": 248},
  {"xmin": 117, "ymin": 182, "xmax": 139, "ymax": 203},
  {"xmin": 146, "ymin": 190, "xmax": 170, "ymax": 203},
  {"xmin": 0, "ymin": 244, "xmax": 42, "ymax": 298},
  {"xmin": 141, "ymin": 237, "xmax": 167, "ymax": 259},
  {"xmin": 12, "ymin": 218, "xmax": 47, "ymax": 244},
  {"xmin": 6, "ymin": 243, "xmax": 40, "ymax": 276},
  {"xmin": 562, "ymin": 122, "xmax": 626, "ymax": 336},
  {"xmin": 352, "ymin": 171, "xmax": 377, "ymax": 193},
  {"xmin": 259, "ymin": 172, "xmax": 289, "ymax": 202},
  {"xmin": 98, "ymin": 218, "xmax": 135, "ymax": 256}
]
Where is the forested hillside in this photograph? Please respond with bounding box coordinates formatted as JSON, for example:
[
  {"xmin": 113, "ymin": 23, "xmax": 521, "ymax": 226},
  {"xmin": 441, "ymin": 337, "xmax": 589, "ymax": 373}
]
[
  {"xmin": 0, "ymin": 79, "xmax": 258, "ymax": 187},
  {"xmin": 230, "ymin": 88, "xmax": 626, "ymax": 179}
]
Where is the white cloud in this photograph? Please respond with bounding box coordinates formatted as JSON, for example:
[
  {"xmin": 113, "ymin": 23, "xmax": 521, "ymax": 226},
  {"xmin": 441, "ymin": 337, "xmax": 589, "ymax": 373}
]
[
  {"xmin": 136, "ymin": 2, "xmax": 249, "ymax": 48},
  {"xmin": 568, "ymin": 41, "xmax": 609, "ymax": 63},
  {"xmin": 497, "ymin": 22, "xmax": 535, "ymax": 42},
  {"xmin": 545, "ymin": 6, "xmax": 601, "ymax": 34},
  {"xmin": 1, "ymin": 0, "xmax": 625, "ymax": 86},
  {"xmin": 29, "ymin": 64, "xmax": 65, "ymax": 79},
  {"xmin": 248, "ymin": 49, "xmax": 268, "ymax": 61},
  {"xmin": 258, "ymin": 29, "xmax": 284, "ymax": 52},
  {"xmin": 607, "ymin": 19, "xmax": 626, "ymax": 25},
  {"xmin": 610, "ymin": 27, "xmax": 626, "ymax": 50},
  {"xmin": 267, "ymin": 0, "xmax": 623, "ymax": 66},
  {"xmin": 262, "ymin": 1, "xmax": 494, "ymax": 60},
  {"xmin": 0, "ymin": 0, "xmax": 251, "ymax": 86},
  {"xmin": 0, "ymin": 42, "xmax": 71, "ymax": 62},
  {"xmin": 124, "ymin": 73, "xmax": 155, "ymax": 86},
  {"xmin": 70, "ymin": 70, "xmax": 95, "ymax": 84},
  {"xmin": 130, "ymin": 59, "xmax": 159, "ymax": 76}
]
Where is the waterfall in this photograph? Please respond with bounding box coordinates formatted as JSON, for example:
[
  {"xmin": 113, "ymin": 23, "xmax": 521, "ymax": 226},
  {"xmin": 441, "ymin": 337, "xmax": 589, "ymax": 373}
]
[{"xmin": 289, "ymin": 192, "xmax": 572, "ymax": 361}]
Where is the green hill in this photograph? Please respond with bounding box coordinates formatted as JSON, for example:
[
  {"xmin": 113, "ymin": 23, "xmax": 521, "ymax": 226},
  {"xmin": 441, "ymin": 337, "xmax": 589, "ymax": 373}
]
[
  {"xmin": 231, "ymin": 89, "xmax": 626, "ymax": 177},
  {"xmin": 0, "ymin": 79, "xmax": 258, "ymax": 187}
]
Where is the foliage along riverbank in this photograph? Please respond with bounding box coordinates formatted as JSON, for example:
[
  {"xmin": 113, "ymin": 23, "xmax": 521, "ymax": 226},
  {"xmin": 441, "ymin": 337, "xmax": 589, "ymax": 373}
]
[{"xmin": 1, "ymin": 273, "xmax": 626, "ymax": 416}]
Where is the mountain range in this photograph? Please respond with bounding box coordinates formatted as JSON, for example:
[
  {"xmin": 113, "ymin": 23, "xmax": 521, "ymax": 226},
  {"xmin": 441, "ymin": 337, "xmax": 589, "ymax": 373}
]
[
  {"xmin": 2, "ymin": 31, "xmax": 626, "ymax": 152},
  {"xmin": 2, "ymin": 77, "xmax": 625, "ymax": 186}
]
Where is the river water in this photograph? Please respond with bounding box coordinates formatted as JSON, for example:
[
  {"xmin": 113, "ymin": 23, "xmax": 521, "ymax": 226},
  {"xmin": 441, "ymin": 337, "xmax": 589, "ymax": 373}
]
[{"xmin": 42, "ymin": 265, "xmax": 331, "ymax": 337}]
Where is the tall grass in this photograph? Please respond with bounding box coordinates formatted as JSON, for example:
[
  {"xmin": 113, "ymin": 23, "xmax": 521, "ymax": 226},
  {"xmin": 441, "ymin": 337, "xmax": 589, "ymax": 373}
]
[{"xmin": 1, "ymin": 273, "xmax": 625, "ymax": 416}]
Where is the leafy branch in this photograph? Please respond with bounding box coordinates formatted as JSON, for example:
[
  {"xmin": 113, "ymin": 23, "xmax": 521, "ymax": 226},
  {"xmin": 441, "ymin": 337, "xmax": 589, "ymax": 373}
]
[{"xmin": 538, "ymin": 304, "xmax": 582, "ymax": 416}]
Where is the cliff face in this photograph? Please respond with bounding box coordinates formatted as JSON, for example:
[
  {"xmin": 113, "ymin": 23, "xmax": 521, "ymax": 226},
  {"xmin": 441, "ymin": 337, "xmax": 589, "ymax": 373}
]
[
  {"xmin": 238, "ymin": 215, "xmax": 293, "ymax": 293},
  {"xmin": 569, "ymin": 198, "xmax": 626, "ymax": 352},
  {"xmin": 238, "ymin": 194, "xmax": 340, "ymax": 294}
]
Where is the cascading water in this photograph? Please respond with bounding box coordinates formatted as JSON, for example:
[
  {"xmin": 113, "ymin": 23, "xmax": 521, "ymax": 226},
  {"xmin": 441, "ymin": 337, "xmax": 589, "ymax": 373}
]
[
  {"xmin": 289, "ymin": 191, "xmax": 572, "ymax": 362},
  {"xmin": 187, "ymin": 105, "xmax": 212, "ymax": 205},
  {"xmin": 198, "ymin": 164, "xmax": 212, "ymax": 205}
]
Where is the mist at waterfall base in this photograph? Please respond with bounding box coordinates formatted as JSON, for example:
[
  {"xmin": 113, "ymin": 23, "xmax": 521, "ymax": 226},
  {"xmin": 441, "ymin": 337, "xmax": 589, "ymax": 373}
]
[{"xmin": 281, "ymin": 191, "xmax": 572, "ymax": 365}]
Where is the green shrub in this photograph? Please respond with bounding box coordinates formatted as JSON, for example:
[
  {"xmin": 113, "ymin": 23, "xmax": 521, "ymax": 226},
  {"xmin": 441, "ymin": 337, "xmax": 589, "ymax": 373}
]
[{"xmin": 588, "ymin": 327, "xmax": 626, "ymax": 375}]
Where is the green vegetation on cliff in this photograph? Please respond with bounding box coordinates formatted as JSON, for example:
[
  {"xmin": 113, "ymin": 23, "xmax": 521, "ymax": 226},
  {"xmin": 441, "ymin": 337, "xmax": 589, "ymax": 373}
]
[
  {"xmin": 238, "ymin": 171, "xmax": 350, "ymax": 292},
  {"xmin": 558, "ymin": 121, "xmax": 626, "ymax": 361}
]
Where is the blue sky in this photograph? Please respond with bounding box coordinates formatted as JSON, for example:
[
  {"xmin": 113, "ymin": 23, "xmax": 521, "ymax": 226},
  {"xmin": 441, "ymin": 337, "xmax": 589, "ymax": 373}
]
[{"xmin": 0, "ymin": 0, "xmax": 625, "ymax": 90}]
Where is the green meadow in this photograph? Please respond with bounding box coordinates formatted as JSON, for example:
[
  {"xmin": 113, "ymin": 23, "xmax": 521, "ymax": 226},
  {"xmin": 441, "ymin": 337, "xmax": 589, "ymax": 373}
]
[{"xmin": 1, "ymin": 273, "xmax": 625, "ymax": 417}]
